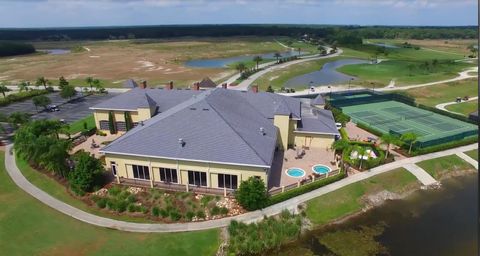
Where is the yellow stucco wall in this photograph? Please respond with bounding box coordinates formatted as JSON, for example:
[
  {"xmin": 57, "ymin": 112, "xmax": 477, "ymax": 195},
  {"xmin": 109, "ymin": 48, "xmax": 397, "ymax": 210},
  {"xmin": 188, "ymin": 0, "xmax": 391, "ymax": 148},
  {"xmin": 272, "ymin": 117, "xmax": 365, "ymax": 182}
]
[
  {"xmin": 93, "ymin": 109, "xmax": 152, "ymax": 132},
  {"xmin": 104, "ymin": 153, "xmax": 268, "ymax": 189},
  {"xmin": 294, "ymin": 132, "xmax": 335, "ymax": 149},
  {"xmin": 273, "ymin": 114, "xmax": 291, "ymax": 150}
]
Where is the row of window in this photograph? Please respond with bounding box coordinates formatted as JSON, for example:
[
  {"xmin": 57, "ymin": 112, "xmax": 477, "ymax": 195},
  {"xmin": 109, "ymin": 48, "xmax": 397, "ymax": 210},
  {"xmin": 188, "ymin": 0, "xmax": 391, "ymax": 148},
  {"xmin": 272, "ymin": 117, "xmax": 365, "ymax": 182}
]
[
  {"xmin": 125, "ymin": 164, "xmax": 239, "ymax": 189},
  {"xmin": 99, "ymin": 120, "xmax": 139, "ymax": 131}
]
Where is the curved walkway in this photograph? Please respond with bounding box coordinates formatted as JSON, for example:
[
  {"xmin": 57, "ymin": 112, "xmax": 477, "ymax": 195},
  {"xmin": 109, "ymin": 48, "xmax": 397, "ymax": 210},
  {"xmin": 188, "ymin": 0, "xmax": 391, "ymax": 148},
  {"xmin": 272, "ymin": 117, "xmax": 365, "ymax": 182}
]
[
  {"xmin": 435, "ymin": 96, "xmax": 478, "ymax": 114},
  {"xmin": 4, "ymin": 143, "xmax": 477, "ymax": 233}
]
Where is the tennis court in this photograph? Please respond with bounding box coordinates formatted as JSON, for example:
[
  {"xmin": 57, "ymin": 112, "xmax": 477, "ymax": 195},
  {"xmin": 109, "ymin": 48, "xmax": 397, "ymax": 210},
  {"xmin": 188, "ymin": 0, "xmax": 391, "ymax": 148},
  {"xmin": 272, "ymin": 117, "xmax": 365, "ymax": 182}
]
[{"xmin": 330, "ymin": 92, "xmax": 477, "ymax": 148}]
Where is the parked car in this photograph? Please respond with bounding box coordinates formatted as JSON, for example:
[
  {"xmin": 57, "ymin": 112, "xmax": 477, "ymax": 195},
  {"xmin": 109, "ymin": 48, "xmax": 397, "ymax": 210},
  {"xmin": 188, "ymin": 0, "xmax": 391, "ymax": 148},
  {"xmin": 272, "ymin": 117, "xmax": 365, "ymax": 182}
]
[
  {"xmin": 47, "ymin": 105, "xmax": 59, "ymax": 112},
  {"xmin": 335, "ymin": 122, "xmax": 342, "ymax": 129}
]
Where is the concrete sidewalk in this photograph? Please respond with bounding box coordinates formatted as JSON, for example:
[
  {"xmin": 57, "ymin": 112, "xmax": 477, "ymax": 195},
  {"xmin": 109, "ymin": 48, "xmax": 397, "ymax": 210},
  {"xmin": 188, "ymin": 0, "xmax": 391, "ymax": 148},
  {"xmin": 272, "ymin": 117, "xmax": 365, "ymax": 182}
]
[
  {"xmin": 3, "ymin": 143, "xmax": 477, "ymax": 233},
  {"xmin": 404, "ymin": 163, "xmax": 438, "ymax": 186}
]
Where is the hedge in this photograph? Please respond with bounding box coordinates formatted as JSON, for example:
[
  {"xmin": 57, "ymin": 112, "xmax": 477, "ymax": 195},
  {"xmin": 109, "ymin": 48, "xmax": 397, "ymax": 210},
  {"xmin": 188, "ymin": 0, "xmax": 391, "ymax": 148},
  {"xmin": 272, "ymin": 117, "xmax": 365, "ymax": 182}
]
[
  {"xmin": 0, "ymin": 89, "xmax": 50, "ymax": 106},
  {"xmin": 267, "ymin": 170, "xmax": 346, "ymax": 206},
  {"xmin": 410, "ymin": 136, "xmax": 478, "ymax": 156},
  {"xmin": 339, "ymin": 128, "xmax": 348, "ymax": 140}
]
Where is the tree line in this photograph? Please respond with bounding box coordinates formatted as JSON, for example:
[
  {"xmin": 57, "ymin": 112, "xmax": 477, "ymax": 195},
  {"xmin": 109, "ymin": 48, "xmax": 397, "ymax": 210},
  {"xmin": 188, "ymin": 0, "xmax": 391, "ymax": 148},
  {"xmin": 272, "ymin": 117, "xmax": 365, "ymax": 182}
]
[
  {"xmin": 0, "ymin": 41, "xmax": 35, "ymax": 57},
  {"xmin": 0, "ymin": 25, "xmax": 476, "ymax": 41}
]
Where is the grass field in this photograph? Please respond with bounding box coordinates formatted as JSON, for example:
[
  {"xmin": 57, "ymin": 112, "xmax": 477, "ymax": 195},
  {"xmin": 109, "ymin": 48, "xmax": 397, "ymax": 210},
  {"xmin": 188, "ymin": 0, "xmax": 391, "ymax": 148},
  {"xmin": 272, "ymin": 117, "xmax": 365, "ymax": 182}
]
[
  {"xmin": 0, "ymin": 37, "xmax": 289, "ymax": 88},
  {"xmin": 446, "ymin": 101, "xmax": 478, "ymax": 116},
  {"xmin": 1, "ymin": 152, "xmax": 220, "ymax": 255},
  {"xmin": 416, "ymin": 155, "xmax": 475, "ymax": 179},
  {"xmin": 367, "ymin": 39, "xmax": 477, "ymax": 55},
  {"xmin": 68, "ymin": 114, "xmax": 95, "ymax": 134},
  {"xmin": 305, "ymin": 168, "xmax": 419, "ymax": 225},
  {"xmin": 465, "ymin": 149, "xmax": 478, "ymax": 161},
  {"xmin": 402, "ymin": 78, "xmax": 478, "ymax": 107}
]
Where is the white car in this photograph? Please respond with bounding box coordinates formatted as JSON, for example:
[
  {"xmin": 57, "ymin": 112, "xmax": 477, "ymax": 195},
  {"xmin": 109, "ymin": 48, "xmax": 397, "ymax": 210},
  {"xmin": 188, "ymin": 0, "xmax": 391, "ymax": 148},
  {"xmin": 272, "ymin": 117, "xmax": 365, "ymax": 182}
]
[{"xmin": 335, "ymin": 123, "xmax": 342, "ymax": 129}]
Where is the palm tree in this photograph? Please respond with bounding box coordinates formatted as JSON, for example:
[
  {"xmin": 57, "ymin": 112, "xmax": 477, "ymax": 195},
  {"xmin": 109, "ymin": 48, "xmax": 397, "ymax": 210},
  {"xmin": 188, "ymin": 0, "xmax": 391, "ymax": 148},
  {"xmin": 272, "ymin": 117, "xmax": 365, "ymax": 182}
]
[
  {"xmin": 380, "ymin": 134, "xmax": 398, "ymax": 158},
  {"xmin": 36, "ymin": 77, "xmax": 49, "ymax": 90},
  {"xmin": 0, "ymin": 83, "xmax": 11, "ymax": 98},
  {"xmin": 331, "ymin": 139, "xmax": 350, "ymax": 165},
  {"xmin": 235, "ymin": 63, "xmax": 246, "ymax": 74},
  {"xmin": 353, "ymin": 145, "xmax": 368, "ymax": 170},
  {"xmin": 253, "ymin": 56, "xmax": 262, "ymax": 70},
  {"xmin": 19, "ymin": 81, "xmax": 30, "ymax": 92},
  {"xmin": 274, "ymin": 52, "xmax": 282, "ymax": 63},
  {"xmin": 400, "ymin": 132, "xmax": 418, "ymax": 154},
  {"xmin": 92, "ymin": 79, "xmax": 101, "ymax": 92},
  {"xmin": 85, "ymin": 77, "xmax": 94, "ymax": 91}
]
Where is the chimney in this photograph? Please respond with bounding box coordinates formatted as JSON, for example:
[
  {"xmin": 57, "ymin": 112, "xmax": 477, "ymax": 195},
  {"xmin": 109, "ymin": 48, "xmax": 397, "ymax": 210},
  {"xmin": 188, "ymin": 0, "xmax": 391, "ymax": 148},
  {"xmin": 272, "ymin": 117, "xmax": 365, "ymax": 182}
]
[
  {"xmin": 193, "ymin": 82, "xmax": 200, "ymax": 91},
  {"xmin": 251, "ymin": 85, "xmax": 258, "ymax": 93},
  {"xmin": 140, "ymin": 80, "xmax": 147, "ymax": 89},
  {"xmin": 165, "ymin": 81, "xmax": 173, "ymax": 90},
  {"xmin": 221, "ymin": 83, "xmax": 227, "ymax": 89}
]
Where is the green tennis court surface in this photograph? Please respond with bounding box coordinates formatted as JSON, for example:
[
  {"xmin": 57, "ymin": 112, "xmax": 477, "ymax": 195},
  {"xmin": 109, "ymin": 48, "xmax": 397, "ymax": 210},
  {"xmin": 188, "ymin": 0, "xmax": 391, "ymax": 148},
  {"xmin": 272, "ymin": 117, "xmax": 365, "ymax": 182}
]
[{"xmin": 340, "ymin": 100, "xmax": 477, "ymax": 148}]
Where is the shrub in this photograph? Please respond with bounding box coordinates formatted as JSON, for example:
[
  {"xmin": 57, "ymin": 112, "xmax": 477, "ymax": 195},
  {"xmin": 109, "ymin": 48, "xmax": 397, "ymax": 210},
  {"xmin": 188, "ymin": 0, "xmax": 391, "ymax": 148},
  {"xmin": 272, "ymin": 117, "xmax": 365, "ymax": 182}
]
[
  {"xmin": 152, "ymin": 206, "xmax": 160, "ymax": 217},
  {"xmin": 140, "ymin": 206, "xmax": 148, "ymax": 214},
  {"xmin": 220, "ymin": 207, "xmax": 229, "ymax": 215},
  {"xmin": 116, "ymin": 200, "xmax": 128, "ymax": 213},
  {"xmin": 106, "ymin": 198, "xmax": 117, "ymax": 210},
  {"xmin": 169, "ymin": 209, "xmax": 182, "ymax": 221},
  {"xmin": 159, "ymin": 208, "xmax": 169, "ymax": 218},
  {"xmin": 411, "ymin": 136, "xmax": 478, "ymax": 156},
  {"xmin": 196, "ymin": 210, "xmax": 206, "ymax": 219},
  {"xmin": 186, "ymin": 211, "xmax": 195, "ymax": 221},
  {"xmin": 210, "ymin": 206, "xmax": 221, "ymax": 216},
  {"xmin": 268, "ymin": 170, "xmax": 346, "ymax": 206},
  {"xmin": 0, "ymin": 89, "xmax": 49, "ymax": 107},
  {"xmin": 96, "ymin": 198, "xmax": 107, "ymax": 209},
  {"xmin": 90, "ymin": 195, "xmax": 100, "ymax": 202},
  {"xmin": 200, "ymin": 195, "xmax": 214, "ymax": 207},
  {"xmin": 68, "ymin": 151, "xmax": 104, "ymax": 194},
  {"xmin": 118, "ymin": 190, "xmax": 131, "ymax": 200},
  {"xmin": 127, "ymin": 203, "xmax": 137, "ymax": 212},
  {"xmin": 126, "ymin": 194, "xmax": 136, "ymax": 203},
  {"xmin": 235, "ymin": 177, "xmax": 268, "ymax": 211},
  {"xmin": 108, "ymin": 186, "xmax": 122, "ymax": 196}
]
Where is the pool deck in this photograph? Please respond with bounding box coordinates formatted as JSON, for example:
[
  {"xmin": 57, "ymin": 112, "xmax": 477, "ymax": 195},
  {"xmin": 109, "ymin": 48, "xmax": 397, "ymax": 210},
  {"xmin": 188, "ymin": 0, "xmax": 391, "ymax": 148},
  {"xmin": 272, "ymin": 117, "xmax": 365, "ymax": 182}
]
[{"xmin": 268, "ymin": 147, "xmax": 338, "ymax": 190}]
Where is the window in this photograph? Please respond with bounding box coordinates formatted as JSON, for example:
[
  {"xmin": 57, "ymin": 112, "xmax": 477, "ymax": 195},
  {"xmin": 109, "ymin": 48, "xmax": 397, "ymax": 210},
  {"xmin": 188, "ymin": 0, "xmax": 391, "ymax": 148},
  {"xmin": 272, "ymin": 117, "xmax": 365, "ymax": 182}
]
[
  {"xmin": 99, "ymin": 120, "xmax": 109, "ymax": 130},
  {"xmin": 188, "ymin": 171, "xmax": 207, "ymax": 187},
  {"xmin": 115, "ymin": 121, "xmax": 126, "ymax": 131},
  {"xmin": 159, "ymin": 168, "xmax": 178, "ymax": 183},
  {"xmin": 132, "ymin": 165, "xmax": 150, "ymax": 180},
  {"xmin": 111, "ymin": 161, "xmax": 117, "ymax": 176},
  {"xmin": 132, "ymin": 122, "xmax": 139, "ymax": 127},
  {"xmin": 218, "ymin": 174, "xmax": 238, "ymax": 189}
]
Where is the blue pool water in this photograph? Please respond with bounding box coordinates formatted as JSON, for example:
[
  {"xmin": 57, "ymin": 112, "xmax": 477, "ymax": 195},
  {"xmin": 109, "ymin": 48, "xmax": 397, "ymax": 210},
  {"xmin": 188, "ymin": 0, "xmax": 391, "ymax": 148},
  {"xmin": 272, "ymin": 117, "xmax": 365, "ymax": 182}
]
[
  {"xmin": 312, "ymin": 165, "xmax": 331, "ymax": 174},
  {"xmin": 286, "ymin": 168, "xmax": 306, "ymax": 178}
]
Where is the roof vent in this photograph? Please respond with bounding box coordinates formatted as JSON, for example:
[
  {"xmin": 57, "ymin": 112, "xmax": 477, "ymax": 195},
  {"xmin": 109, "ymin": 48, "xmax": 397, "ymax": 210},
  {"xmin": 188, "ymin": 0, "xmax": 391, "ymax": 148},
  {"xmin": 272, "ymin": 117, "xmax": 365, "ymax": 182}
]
[
  {"xmin": 189, "ymin": 107, "xmax": 196, "ymax": 110},
  {"xmin": 202, "ymin": 108, "xmax": 209, "ymax": 111},
  {"xmin": 140, "ymin": 121, "xmax": 144, "ymax": 126},
  {"xmin": 178, "ymin": 138, "xmax": 185, "ymax": 147},
  {"xmin": 259, "ymin": 127, "xmax": 265, "ymax": 136}
]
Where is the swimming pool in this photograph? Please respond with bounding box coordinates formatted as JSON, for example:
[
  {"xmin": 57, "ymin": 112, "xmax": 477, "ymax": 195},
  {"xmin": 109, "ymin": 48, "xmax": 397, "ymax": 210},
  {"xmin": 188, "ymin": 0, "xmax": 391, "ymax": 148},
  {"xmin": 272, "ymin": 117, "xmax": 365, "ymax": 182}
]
[
  {"xmin": 312, "ymin": 164, "xmax": 331, "ymax": 174},
  {"xmin": 285, "ymin": 168, "xmax": 306, "ymax": 178}
]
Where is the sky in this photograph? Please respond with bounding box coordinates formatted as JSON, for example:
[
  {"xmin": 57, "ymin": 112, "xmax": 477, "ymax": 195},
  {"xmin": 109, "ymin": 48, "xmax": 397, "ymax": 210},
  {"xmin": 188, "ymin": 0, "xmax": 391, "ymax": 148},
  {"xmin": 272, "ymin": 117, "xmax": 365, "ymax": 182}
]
[{"xmin": 0, "ymin": 0, "xmax": 477, "ymax": 28}]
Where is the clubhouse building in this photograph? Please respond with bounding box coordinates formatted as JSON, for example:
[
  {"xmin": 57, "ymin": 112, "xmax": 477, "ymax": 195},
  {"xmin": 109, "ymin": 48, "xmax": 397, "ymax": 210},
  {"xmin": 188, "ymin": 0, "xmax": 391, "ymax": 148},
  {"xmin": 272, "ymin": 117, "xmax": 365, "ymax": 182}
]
[{"xmin": 90, "ymin": 85, "xmax": 338, "ymax": 193}]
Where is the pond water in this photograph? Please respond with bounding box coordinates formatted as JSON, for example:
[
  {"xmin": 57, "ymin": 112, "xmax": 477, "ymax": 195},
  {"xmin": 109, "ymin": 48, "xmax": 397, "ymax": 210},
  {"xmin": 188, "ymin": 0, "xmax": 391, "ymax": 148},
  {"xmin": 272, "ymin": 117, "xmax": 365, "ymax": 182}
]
[
  {"xmin": 185, "ymin": 50, "xmax": 305, "ymax": 68},
  {"xmin": 38, "ymin": 49, "xmax": 71, "ymax": 55},
  {"xmin": 368, "ymin": 42, "xmax": 400, "ymax": 49},
  {"xmin": 283, "ymin": 58, "xmax": 369, "ymax": 88},
  {"xmin": 278, "ymin": 175, "xmax": 478, "ymax": 256}
]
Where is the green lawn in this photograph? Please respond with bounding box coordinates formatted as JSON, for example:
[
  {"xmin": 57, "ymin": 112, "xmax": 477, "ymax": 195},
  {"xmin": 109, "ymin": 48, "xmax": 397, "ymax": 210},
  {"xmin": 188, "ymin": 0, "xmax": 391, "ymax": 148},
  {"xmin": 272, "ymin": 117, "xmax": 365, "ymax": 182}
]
[
  {"xmin": 338, "ymin": 60, "xmax": 472, "ymax": 87},
  {"xmin": 401, "ymin": 78, "xmax": 478, "ymax": 107},
  {"xmin": 465, "ymin": 149, "xmax": 478, "ymax": 161},
  {"xmin": 446, "ymin": 101, "xmax": 478, "ymax": 116},
  {"xmin": 305, "ymin": 168, "xmax": 419, "ymax": 225},
  {"xmin": 416, "ymin": 155, "xmax": 475, "ymax": 179},
  {"xmin": 68, "ymin": 114, "xmax": 96, "ymax": 134},
  {"xmin": 1, "ymin": 153, "xmax": 220, "ymax": 255}
]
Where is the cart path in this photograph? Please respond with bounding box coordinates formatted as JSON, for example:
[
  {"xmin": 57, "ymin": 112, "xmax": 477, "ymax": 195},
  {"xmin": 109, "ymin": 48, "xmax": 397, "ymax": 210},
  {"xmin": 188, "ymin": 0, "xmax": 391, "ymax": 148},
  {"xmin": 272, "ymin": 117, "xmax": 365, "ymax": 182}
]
[
  {"xmin": 404, "ymin": 163, "xmax": 438, "ymax": 186},
  {"xmin": 3, "ymin": 143, "xmax": 477, "ymax": 233},
  {"xmin": 435, "ymin": 96, "xmax": 478, "ymax": 114}
]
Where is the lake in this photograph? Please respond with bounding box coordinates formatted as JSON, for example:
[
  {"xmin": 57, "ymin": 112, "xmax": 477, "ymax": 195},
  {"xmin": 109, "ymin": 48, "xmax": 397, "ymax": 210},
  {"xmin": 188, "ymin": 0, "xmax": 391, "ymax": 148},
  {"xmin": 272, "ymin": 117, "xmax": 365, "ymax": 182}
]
[
  {"xmin": 185, "ymin": 50, "xmax": 305, "ymax": 68},
  {"xmin": 278, "ymin": 174, "xmax": 478, "ymax": 256},
  {"xmin": 38, "ymin": 49, "xmax": 71, "ymax": 55},
  {"xmin": 283, "ymin": 58, "xmax": 369, "ymax": 88}
]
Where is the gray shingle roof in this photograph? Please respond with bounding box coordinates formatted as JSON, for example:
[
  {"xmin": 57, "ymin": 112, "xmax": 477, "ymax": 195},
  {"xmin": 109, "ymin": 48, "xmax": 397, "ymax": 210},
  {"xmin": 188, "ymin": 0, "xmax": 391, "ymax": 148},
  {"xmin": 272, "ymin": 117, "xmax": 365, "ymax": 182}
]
[
  {"xmin": 100, "ymin": 89, "xmax": 277, "ymax": 168},
  {"xmin": 123, "ymin": 79, "xmax": 138, "ymax": 88},
  {"xmin": 199, "ymin": 77, "xmax": 217, "ymax": 88},
  {"xmin": 90, "ymin": 88, "xmax": 202, "ymax": 111},
  {"xmin": 311, "ymin": 94, "xmax": 325, "ymax": 105},
  {"xmin": 296, "ymin": 109, "xmax": 339, "ymax": 135},
  {"xmin": 239, "ymin": 91, "xmax": 301, "ymax": 119}
]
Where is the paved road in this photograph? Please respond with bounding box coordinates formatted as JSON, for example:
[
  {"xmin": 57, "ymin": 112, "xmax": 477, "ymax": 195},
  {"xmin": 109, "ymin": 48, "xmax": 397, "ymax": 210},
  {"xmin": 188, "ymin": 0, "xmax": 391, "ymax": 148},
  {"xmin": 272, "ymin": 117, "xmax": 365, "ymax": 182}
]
[
  {"xmin": 435, "ymin": 96, "xmax": 478, "ymax": 115},
  {"xmin": 4, "ymin": 143, "xmax": 477, "ymax": 232}
]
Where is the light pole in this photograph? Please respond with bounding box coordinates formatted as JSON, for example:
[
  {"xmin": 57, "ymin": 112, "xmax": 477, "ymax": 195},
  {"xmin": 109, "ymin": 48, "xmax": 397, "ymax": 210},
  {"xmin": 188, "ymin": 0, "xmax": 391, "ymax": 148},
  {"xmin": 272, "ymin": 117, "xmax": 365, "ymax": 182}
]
[
  {"xmin": 371, "ymin": 82, "xmax": 375, "ymax": 92},
  {"xmin": 348, "ymin": 78, "xmax": 353, "ymax": 90}
]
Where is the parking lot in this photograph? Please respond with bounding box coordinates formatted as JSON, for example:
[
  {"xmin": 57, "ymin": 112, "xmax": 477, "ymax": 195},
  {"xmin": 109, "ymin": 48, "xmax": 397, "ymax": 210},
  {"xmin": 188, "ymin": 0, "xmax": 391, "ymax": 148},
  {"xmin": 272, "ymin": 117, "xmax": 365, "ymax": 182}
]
[{"xmin": 0, "ymin": 92, "xmax": 118, "ymax": 124}]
